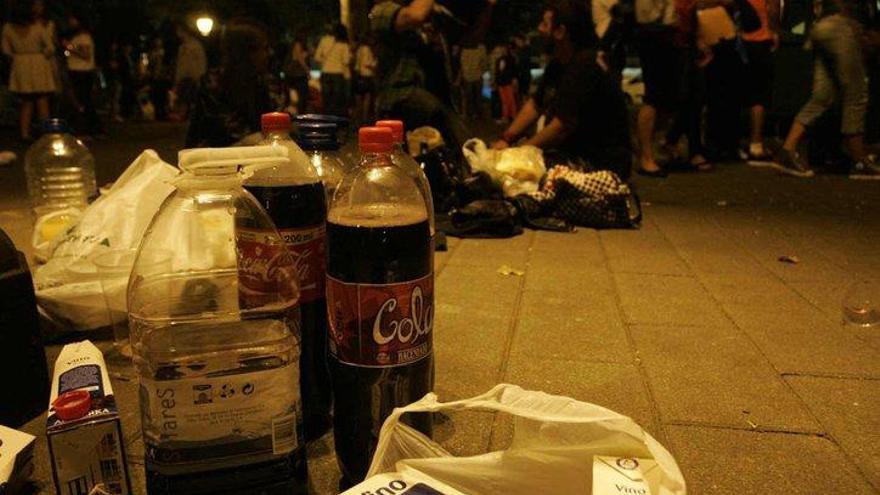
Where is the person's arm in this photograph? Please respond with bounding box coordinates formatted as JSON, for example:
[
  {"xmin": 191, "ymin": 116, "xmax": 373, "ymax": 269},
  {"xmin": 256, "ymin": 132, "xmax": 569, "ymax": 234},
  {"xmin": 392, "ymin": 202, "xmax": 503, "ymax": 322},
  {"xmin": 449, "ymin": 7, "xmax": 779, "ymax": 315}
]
[
  {"xmin": 41, "ymin": 24, "xmax": 55, "ymax": 56},
  {"xmin": 314, "ymin": 37, "xmax": 328, "ymax": 64},
  {"xmin": 1, "ymin": 26, "xmax": 13, "ymax": 58},
  {"xmin": 394, "ymin": 0, "xmax": 435, "ymax": 32},
  {"xmin": 523, "ymin": 117, "xmax": 569, "ymax": 149},
  {"xmin": 491, "ymin": 98, "xmax": 540, "ymax": 149}
]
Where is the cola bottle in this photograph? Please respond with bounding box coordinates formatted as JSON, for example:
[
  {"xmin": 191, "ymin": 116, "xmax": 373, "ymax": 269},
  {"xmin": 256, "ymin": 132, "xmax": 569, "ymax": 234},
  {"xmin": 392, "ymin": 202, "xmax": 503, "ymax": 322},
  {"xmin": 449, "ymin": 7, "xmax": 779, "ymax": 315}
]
[
  {"xmin": 244, "ymin": 112, "xmax": 332, "ymax": 442},
  {"xmin": 374, "ymin": 120, "xmax": 435, "ymax": 236},
  {"xmin": 327, "ymin": 127, "xmax": 434, "ymax": 487}
]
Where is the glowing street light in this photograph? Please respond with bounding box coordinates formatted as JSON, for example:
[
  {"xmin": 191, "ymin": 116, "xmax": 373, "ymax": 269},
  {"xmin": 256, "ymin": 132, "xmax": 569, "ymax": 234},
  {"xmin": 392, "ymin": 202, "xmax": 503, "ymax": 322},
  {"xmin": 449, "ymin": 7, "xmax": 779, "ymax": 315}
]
[{"xmin": 195, "ymin": 16, "xmax": 214, "ymax": 37}]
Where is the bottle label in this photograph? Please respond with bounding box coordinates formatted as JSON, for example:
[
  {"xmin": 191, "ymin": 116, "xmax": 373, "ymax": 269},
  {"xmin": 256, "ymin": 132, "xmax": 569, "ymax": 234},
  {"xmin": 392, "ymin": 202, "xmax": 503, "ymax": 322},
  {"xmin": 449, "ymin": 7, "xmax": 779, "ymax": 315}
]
[
  {"xmin": 236, "ymin": 228, "xmax": 298, "ymax": 309},
  {"xmin": 141, "ymin": 363, "xmax": 301, "ymax": 469},
  {"xmin": 279, "ymin": 224, "xmax": 327, "ymax": 304},
  {"xmin": 326, "ymin": 274, "xmax": 434, "ymax": 367}
]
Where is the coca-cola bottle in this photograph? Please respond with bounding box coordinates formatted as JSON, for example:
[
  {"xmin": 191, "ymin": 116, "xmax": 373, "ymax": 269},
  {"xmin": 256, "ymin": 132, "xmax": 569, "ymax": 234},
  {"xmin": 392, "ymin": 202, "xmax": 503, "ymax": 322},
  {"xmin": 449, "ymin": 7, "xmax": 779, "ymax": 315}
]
[
  {"xmin": 327, "ymin": 127, "xmax": 434, "ymax": 487},
  {"xmin": 244, "ymin": 112, "xmax": 332, "ymax": 443},
  {"xmin": 374, "ymin": 120, "xmax": 435, "ymax": 236}
]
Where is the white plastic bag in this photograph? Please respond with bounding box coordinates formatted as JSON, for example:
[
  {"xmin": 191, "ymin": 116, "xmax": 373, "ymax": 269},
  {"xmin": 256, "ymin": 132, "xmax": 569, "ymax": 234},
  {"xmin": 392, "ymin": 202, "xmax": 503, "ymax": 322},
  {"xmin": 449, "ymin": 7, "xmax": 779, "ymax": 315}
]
[
  {"xmin": 34, "ymin": 150, "xmax": 178, "ymax": 330},
  {"xmin": 462, "ymin": 139, "xmax": 545, "ymax": 197},
  {"xmin": 367, "ymin": 384, "xmax": 687, "ymax": 495}
]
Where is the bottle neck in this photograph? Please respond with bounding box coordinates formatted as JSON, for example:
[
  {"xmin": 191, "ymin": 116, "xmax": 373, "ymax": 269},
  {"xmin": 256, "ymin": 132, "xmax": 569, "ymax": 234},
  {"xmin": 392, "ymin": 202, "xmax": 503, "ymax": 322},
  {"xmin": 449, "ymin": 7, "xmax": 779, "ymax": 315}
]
[
  {"xmin": 264, "ymin": 130, "xmax": 292, "ymax": 142},
  {"xmin": 360, "ymin": 151, "xmax": 394, "ymax": 168}
]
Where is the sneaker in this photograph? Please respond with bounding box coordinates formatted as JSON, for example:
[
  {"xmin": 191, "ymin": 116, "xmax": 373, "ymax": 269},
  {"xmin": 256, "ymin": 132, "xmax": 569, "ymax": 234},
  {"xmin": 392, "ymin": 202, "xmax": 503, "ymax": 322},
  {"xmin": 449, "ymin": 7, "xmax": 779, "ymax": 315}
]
[
  {"xmin": 775, "ymin": 149, "xmax": 814, "ymax": 178},
  {"xmin": 746, "ymin": 143, "xmax": 776, "ymax": 167},
  {"xmin": 849, "ymin": 157, "xmax": 880, "ymax": 180}
]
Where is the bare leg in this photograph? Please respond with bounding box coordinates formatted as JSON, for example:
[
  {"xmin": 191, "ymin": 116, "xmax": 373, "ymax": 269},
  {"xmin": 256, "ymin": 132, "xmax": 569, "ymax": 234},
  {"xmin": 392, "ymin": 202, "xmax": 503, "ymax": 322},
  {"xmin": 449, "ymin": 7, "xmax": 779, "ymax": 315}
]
[
  {"xmin": 783, "ymin": 120, "xmax": 807, "ymax": 152},
  {"xmin": 36, "ymin": 95, "xmax": 50, "ymax": 122},
  {"xmin": 638, "ymin": 104, "xmax": 660, "ymax": 171},
  {"xmin": 750, "ymin": 105, "xmax": 764, "ymax": 145},
  {"xmin": 20, "ymin": 100, "xmax": 34, "ymax": 139}
]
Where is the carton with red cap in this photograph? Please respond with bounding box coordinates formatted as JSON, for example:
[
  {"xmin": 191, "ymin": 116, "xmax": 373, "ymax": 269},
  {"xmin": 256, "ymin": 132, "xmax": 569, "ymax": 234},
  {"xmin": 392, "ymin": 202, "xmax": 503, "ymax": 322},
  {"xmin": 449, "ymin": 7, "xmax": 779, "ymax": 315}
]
[{"xmin": 47, "ymin": 341, "xmax": 131, "ymax": 495}]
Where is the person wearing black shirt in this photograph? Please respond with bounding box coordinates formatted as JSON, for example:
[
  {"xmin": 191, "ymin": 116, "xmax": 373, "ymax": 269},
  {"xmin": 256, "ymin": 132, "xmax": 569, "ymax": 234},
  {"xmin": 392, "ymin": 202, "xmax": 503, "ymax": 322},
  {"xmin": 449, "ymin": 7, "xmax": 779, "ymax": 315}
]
[{"xmin": 492, "ymin": 0, "xmax": 632, "ymax": 180}]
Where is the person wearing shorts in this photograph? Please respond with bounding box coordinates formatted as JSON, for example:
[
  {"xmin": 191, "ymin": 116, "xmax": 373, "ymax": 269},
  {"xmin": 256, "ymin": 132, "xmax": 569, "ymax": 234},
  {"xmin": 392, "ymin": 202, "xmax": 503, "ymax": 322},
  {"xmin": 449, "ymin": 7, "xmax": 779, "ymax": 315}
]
[
  {"xmin": 633, "ymin": 0, "xmax": 686, "ymax": 177},
  {"xmin": 778, "ymin": 0, "xmax": 879, "ymax": 179},
  {"xmin": 743, "ymin": 0, "xmax": 779, "ymax": 161}
]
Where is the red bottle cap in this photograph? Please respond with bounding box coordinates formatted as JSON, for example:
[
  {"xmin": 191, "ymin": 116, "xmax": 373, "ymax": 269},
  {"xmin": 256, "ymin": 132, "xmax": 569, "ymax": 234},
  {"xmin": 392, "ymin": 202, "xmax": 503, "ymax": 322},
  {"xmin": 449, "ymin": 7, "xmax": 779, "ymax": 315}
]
[
  {"xmin": 52, "ymin": 389, "xmax": 92, "ymax": 421},
  {"xmin": 261, "ymin": 112, "xmax": 292, "ymax": 133},
  {"xmin": 375, "ymin": 120, "xmax": 405, "ymax": 144},
  {"xmin": 359, "ymin": 127, "xmax": 394, "ymax": 153}
]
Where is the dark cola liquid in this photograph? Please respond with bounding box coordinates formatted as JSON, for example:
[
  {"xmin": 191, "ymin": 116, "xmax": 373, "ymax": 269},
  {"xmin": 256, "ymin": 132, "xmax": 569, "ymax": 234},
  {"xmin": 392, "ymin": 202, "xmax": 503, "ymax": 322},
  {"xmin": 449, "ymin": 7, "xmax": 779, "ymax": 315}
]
[
  {"xmin": 327, "ymin": 209, "xmax": 434, "ymax": 487},
  {"xmin": 246, "ymin": 181, "xmax": 333, "ymax": 442}
]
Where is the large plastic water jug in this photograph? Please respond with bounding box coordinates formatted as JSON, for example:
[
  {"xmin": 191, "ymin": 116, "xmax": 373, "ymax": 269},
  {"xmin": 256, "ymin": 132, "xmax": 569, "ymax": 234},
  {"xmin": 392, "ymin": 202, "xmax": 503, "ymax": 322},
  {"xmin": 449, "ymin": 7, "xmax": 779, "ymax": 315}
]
[{"xmin": 24, "ymin": 118, "xmax": 97, "ymax": 215}]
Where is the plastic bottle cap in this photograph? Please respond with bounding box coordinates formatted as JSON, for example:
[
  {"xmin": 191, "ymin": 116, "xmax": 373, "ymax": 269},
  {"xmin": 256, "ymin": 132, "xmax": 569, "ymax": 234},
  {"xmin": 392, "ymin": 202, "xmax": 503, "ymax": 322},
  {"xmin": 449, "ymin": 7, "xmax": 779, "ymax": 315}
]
[
  {"xmin": 261, "ymin": 112, "xmax": 292, "ymax": 133},
  {"xmin": 294, "ymin": 114, "xmax": 350, "ymax": 130},
  {"xmin": 375, "ymin": 120, "xmax": 405, "ymax": 144},
  {"xmin": 41, "ymin": 118, "xmax": 70, "ymax": 134},
  {"xmin": 52, "ymin": 389, "xmax": 92, "ymax": 421},
  {"xmin": 359, "ymin": 127, "xmax": 394, "ymax": 153}
]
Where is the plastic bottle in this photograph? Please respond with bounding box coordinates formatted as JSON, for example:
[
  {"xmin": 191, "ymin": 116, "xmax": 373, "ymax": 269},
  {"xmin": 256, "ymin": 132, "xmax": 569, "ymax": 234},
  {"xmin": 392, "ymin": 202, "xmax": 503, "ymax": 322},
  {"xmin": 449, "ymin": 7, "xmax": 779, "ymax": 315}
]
[
  {"xmin": 244, "ymin": 112, "xmax": 332, "ymax": 442},
  {"xmin": 375, "ymin": 120, "xmax": 435, "ymax": 235},
  {"xmin": 24, "ymin": 118, "xmax": 97, "ymax": 216},
  {"xmin": 294, "ymin": 113, "xmax": 357, "ymax": 176},
  {"xmin": 326, "ymin": 127, "xmax": 434, "ymax": 487},
  {"xmin": 296, "ymin": 121, "xmax": 349, "ymax": 200},
  {"xmin": 128, "ymin": 146, "xmax": 308, "ymax": 495}
]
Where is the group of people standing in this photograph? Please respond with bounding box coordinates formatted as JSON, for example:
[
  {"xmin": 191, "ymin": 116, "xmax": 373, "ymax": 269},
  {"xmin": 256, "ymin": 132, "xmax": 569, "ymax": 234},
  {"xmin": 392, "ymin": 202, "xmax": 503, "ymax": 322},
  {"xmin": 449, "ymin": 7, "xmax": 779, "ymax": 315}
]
[
  {"xmin": 305, "ymin": 24, "xmax": 378, "ymax": 121},
  {"xmin": 1, "ymin": 0, "xmax": 209, "ymax": 141},
  {"xmin": 1, "ymin": 0, "xmax": 99, "ymax": 140},
  {"xmin": 600, "ymin": 0, "xmax": 878, "ymax": 179}
]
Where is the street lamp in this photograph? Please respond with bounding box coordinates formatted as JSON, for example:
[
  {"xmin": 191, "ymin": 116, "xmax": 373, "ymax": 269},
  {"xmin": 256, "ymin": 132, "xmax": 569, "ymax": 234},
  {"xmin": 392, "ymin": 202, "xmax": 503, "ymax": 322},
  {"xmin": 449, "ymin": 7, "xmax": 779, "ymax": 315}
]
[{"xmin": 195, "ymin": 16, "xmax": 214, "ymax": 37}]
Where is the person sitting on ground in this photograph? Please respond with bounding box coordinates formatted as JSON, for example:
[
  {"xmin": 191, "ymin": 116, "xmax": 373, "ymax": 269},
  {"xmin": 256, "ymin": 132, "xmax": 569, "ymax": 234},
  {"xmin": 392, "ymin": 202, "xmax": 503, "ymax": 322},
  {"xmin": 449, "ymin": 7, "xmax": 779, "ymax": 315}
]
[
  {"xmin": 492, "ymin": 0, "xmax": 632, "ymax": 180},
  {"xmin": 185, "ymin": 19, "xmax": 275, "ymax": 148}
]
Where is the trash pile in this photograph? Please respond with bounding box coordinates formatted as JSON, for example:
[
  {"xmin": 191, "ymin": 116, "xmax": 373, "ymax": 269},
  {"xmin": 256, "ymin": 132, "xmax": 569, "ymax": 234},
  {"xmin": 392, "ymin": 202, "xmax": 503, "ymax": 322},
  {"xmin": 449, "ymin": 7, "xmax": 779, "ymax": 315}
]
[
  {"xmin": 416, "ymin": 133, "xmax": 641, "ymax": 239},
  {"xmin": 8, "ymin": 114, "xmax": 680, "ymax": 495}
]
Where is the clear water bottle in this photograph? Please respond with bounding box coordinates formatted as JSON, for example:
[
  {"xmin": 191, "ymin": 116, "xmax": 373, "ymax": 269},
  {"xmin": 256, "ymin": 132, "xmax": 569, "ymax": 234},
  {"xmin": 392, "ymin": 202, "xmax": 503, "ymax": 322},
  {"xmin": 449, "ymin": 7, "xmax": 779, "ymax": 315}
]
[
  {"xmin": 24, "ymin": 118, "xmax": 97, "ymax": 216},
  {"xmin": 128, "ymin": 146, "xmax": 309, "ymax": 495},
  {"xmin": 375, "ymin": 120, "xmax": 435, "ymax": 236}
]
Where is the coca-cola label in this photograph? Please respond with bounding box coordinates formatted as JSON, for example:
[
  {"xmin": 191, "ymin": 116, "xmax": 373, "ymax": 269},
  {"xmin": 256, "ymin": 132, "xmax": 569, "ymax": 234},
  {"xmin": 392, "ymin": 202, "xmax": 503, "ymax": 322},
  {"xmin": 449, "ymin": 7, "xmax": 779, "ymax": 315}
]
[
  {"xmin": 327, "ymin": 274, "xmax": 434, "ymax": 367},
  {"xmin": 279, "ymin": 225, "xmax": 326, "ymax": 304},
  {"xmin": 236, "ymin": 228, "xmax": 298, "ymax": 309}
]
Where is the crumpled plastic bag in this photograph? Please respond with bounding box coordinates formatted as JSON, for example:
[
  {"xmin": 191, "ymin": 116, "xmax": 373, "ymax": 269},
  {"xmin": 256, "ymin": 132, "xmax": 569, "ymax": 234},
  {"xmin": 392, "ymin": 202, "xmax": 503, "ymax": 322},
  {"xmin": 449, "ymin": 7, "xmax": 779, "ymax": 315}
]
[
  {"xmin": 407, "ymin": 126, "xmax": 445, "ymax": 157},
  {"xmin": 462, "ymin": 139, "xmax": 545, "ymax": 197},
  {"xmin": 34, "ymin": 150, "xmax": 178, "ymax": 331},
  {"xmin": 367, "ymin": 384, "xmax": 687, "ymax": 495}
]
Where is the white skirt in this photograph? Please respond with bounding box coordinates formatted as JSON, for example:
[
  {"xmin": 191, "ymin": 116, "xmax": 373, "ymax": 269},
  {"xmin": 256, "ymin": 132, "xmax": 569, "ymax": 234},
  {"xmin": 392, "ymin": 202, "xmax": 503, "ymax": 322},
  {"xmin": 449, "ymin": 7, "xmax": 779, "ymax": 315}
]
[{"xmin": 9, "ymin": 53, "xmax": 56, "ymax": 94}]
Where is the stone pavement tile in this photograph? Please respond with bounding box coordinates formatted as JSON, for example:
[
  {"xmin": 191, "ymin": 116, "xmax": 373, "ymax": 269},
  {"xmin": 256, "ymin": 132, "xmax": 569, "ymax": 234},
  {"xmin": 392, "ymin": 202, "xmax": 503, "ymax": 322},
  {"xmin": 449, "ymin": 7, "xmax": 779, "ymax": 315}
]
[
  {"xmin": 434, "ymin": 409, "xmax": 496, "ymax": 457},
  {"xmin": 786, "ymin": 376, "xmax": 880, "ymax": 489},
  {"xmin": 711, "ymin": 212, "xmax": 853, "ymax": 283},
  {"xmin": 490, "ymin": 356, "xmax": 659, "ymax": 451},
  {"xmin": 529, "ymin": 229, "xmax": 605, "ymax": 262},
  {"xmin": 651, "ymin": 207, "xmax": 772, "ymax": 277},
  {"xmin": 614, "ymin": 273, "xmax": 730, "ymax": 327},
  {"xmin": 665, "ymin": 426, "xmax": 877, "ymax": 494},
  {"xmin": 434, "ymin": 309, "xmax": 511, "ymax": 400},
  {"xmin": 307, "ymin": 435, "xmax": 342, "ymax": 495},
  {"xmin": 509, "ymin": 289, "xmax": 630, "ymax": 363},
  {"xmin": 629, "ymin": 324, "xmax": 820, "ymax": 432},
  {"xmin": 722, "ymin": 301, "xmax": 880, "ymax": 377},
  {"xmin": 436, "ymin": 262, "xmax": 522, "ymax": 317},
  {"xmin": 445, "ymin": 230, "xmax": 534, "ymax": 268},
  {"xmin": 523, "ymin": 251, "xmax": 611, "ymax": 294},
  {"xmin": 600, "ymin": 222, "xmax": 690, "ymax": 276},
  {"xmin": 788, "ymin": 280, "xmax": 852, "ymax": 321}
]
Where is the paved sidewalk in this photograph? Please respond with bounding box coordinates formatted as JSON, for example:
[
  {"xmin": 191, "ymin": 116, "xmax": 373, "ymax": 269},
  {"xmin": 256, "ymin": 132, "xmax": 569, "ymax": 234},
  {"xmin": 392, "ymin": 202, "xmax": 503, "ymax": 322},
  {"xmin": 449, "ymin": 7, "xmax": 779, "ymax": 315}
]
[{"xmin": 2, "ymin": 123, "xmax": 878, "ymax": 494}]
